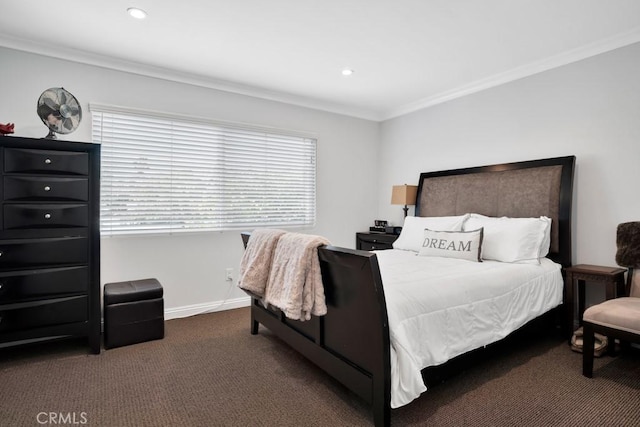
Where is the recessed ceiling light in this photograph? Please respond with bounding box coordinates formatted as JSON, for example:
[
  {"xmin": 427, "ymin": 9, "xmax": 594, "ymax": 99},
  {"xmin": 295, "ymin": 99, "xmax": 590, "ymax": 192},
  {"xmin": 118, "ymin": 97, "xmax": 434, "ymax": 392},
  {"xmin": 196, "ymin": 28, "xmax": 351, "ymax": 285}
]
[
  {"xmin": 127, "ymin": 7, "xmax": 147, "ymax": 19},
  {"xmin": 341, "ymin": 69, "xmax": 354, "ymax": 76}
]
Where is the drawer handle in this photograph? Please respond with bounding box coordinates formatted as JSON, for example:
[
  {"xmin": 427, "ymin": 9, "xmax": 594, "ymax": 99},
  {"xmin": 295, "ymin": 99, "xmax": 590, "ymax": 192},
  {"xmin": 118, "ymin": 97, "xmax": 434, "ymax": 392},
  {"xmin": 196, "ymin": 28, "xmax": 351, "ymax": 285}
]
[
  {"xmin": 44, "ymin": 213, "xmax": 52, "ymax": 219},
  {"xmin": 45, "ymin": 158, "xmax": 52, "ymax": 164},
  {"xmin": 0, "ymin": 282, "xmax": 3, "ymax": 291},
  {"xmin": 44, "ymin": 186, "xmax": 51, "ymax": 192},
  {"xmin": 0, "ymin": 251, "xmax": 3, "ymax": 257}
]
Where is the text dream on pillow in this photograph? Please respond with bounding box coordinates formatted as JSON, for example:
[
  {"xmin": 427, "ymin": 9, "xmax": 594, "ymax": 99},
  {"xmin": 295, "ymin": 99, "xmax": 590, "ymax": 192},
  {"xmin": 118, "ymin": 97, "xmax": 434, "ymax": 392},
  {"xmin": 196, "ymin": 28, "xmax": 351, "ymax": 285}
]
[
  {"xmin": 392, "ymin": 214, "xmax": 470, "ymax": 252},
  {"xmin": 418, "ymin": 228, "xmax": 483, "ymax": 262}
]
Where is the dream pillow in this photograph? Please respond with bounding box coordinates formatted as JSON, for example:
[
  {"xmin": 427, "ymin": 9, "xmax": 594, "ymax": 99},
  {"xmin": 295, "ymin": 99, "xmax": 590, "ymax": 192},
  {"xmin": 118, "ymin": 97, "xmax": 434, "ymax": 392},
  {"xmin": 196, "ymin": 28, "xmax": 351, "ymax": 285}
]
[
  {"xmin": 463, "ymin": 214, "xmax": 552, "ymax": 263},
  {"xmin": 393, "ymin": 214, "xmax": 469, "ymax": 252},
  {"xmin": 418, "ymin": 228, "xmax": 483, "ymax": 262}
]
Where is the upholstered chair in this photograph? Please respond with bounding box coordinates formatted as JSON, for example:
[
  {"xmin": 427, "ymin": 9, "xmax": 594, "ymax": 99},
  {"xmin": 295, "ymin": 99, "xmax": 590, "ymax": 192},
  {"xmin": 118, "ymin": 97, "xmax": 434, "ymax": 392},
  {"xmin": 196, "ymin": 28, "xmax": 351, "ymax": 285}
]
[{"xmin": 583, "ymin": 222, "xmax": 640, "ymax": 377}]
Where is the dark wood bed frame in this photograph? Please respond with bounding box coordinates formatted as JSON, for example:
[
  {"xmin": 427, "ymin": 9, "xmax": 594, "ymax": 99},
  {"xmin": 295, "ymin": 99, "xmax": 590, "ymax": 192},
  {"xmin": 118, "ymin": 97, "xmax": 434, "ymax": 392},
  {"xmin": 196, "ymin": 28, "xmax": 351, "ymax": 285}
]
[{"xmin": 241, "ymin": 155, "xmax": 575, "ymax": 426}]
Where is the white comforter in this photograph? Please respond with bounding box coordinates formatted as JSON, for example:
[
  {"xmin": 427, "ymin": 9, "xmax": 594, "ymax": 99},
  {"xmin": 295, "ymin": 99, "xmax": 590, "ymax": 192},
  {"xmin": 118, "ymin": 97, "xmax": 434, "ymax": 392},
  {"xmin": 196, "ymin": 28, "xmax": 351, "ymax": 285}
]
[{"xmin": 375, "ymin": 249, "xmax": 563, "ymax": 408}]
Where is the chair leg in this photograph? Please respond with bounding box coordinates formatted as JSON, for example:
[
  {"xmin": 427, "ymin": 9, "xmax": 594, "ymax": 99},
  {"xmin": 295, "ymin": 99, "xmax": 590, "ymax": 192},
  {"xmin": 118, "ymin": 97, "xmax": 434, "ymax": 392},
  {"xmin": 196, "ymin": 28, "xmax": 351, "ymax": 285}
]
[
  {"xmin": 583, "ymin": 323, "xmax": 595, "ymax": 378},
  {"xmin": 607, "ymin": 336, "xmax": 616, "ymax": 356},
  {"xmin": 620, "ymin": 340, "xmax": 631, "ymax": 352}
]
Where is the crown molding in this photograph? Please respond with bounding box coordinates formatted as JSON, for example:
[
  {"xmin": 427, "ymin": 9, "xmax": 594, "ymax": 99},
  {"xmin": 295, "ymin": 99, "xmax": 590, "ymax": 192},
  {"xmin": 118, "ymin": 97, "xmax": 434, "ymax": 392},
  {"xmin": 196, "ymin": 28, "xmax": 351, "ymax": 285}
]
[
  {"xmin": 382, "ymin": 27, "xmax": 640, "ymax": 121},
  {"xmin": 0, "ymin": 33, "xmax": 381, "ymax": 122},
  {"xmin": 3, "ymin": 27, "xmax": 639, "ymax": 124}
]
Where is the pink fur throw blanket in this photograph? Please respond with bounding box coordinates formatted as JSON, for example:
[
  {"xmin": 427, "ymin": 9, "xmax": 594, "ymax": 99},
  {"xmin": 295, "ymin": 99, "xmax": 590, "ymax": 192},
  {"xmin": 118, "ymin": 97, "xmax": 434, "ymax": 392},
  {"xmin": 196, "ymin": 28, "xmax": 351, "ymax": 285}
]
[
  {"xmin": 237, "ymin": 228, "xmax": 287, "ymax": 298},
  {"xmin": 263, "ymin": 232, "xmax": 330, "ymax": 321}
]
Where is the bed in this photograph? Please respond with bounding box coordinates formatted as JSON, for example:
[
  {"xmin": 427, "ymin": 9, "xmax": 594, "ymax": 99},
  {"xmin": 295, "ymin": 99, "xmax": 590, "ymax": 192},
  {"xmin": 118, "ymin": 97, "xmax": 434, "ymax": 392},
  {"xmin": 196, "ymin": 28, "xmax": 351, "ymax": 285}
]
[{"xmin": 240, "ymin": 155, "xmax": 575, "ymax": 426}]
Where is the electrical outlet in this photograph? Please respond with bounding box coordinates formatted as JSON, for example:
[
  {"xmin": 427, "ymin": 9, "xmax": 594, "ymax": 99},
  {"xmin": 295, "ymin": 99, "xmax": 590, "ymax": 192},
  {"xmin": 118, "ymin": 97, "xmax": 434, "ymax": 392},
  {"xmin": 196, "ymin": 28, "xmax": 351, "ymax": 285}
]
[{"xmin": 225, "ymin": 268, "xmax": 233, "ymax": 281}]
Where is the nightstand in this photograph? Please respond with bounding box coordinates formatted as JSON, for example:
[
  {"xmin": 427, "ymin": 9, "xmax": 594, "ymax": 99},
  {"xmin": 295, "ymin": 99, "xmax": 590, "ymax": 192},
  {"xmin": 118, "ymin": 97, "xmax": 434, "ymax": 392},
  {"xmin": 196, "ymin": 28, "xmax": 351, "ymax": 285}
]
[
  {"xmin": 356, "ymin": 232, "xmax": 398, "ymax": 251},
  {"xmin": 564, "ymin": 264, "xmax": 627, "ymax": 334}
]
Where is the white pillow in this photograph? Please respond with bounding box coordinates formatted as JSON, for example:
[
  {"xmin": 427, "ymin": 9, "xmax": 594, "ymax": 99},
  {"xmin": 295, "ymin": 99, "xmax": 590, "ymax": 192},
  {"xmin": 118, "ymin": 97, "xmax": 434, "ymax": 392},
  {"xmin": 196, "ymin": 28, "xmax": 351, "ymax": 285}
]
[
  {"xmin": 463, "ymin": 214, "xmax": 552, "ymax": 263},
  {"xmin": 392, "ymin": 214, "xmax": 469, "ymax": 252},
  {"xmin": 418, "ymin": 228, "xmax": 483, "ymax": 262},
  {"xmin": 538, "ymin": 219, "xmax": 552, "ymax": 258}
]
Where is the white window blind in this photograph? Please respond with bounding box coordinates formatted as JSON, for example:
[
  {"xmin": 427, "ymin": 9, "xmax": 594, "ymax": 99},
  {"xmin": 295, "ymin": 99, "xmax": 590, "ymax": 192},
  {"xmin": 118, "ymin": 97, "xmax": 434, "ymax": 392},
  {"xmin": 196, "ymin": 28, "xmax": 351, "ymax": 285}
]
[{"xmin": 91, "ymin": 105, "xmax": 316, "ymax": 236}]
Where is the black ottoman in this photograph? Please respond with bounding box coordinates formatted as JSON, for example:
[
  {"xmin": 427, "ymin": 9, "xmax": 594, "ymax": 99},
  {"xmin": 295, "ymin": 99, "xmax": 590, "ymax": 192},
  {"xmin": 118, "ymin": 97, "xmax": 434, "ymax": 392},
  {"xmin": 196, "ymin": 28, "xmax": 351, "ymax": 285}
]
[{"xmin": 104, "ymin": 278, "xmax": 164, "ymax": 349}]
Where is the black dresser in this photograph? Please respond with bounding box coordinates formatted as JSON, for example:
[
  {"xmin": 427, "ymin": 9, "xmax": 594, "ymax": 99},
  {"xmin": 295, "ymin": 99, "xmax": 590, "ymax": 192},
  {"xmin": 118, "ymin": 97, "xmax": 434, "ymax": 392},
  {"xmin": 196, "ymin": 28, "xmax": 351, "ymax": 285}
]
[{"xmin": 0, "ymin": 136, "xmax": 100, "ymax": 354}]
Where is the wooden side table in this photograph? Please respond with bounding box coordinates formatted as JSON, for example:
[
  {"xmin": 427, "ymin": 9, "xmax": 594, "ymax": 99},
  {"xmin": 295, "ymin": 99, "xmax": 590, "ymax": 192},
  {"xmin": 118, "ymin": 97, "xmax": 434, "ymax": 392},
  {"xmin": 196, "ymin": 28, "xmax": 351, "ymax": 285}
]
[{"xmin": 564, "ymin": 264, "xmax": 627, "ymax": 335}]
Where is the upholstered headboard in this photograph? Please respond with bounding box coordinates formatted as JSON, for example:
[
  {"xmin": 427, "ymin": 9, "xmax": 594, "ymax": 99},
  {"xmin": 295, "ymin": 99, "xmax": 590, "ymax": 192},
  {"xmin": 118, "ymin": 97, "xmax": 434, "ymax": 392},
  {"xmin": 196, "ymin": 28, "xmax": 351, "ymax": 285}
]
[{"xmin": 415, "ymin": 156, "xmax": 575, "ymax": 267}]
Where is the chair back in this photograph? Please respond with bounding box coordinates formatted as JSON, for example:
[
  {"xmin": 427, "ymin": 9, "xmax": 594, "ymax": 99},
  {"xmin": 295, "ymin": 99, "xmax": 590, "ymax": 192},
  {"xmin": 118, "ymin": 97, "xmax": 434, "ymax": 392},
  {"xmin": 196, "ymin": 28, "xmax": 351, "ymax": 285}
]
[{"xmin": 616, "ymin": 221, "xmax": 640, "ymax": 298}]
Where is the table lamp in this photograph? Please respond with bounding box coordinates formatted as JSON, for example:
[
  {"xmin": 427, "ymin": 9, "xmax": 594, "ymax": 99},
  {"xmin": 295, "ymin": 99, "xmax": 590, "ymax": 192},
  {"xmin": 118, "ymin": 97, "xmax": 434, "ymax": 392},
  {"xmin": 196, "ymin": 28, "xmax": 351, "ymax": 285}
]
[{"xmin": 391, "ymin": 184, "xmax": 418, "ymax": 217}]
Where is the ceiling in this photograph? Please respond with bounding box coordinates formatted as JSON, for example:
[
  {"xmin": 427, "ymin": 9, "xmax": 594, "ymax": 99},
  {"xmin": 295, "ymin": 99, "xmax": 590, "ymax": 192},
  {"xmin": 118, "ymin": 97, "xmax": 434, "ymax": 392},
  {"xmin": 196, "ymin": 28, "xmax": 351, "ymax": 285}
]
[{"xmin": 2, "ymin": 1, "xmax": 640, "ymax": 121}]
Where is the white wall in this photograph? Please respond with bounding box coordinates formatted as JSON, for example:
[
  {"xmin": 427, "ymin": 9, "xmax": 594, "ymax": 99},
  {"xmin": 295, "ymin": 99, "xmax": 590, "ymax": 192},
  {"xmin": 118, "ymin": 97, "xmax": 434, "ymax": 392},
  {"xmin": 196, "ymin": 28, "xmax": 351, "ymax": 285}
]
[
  {"xmin": 4, "ymin": 41, "xmax": 638, "ymax": 316},
  {"xmin": 0, "ymin": 47, "xmax": 379, "ymax": 318},
  {"xmin": 378, "ymin": 42, "xmax": 640, "ymax": 300}
]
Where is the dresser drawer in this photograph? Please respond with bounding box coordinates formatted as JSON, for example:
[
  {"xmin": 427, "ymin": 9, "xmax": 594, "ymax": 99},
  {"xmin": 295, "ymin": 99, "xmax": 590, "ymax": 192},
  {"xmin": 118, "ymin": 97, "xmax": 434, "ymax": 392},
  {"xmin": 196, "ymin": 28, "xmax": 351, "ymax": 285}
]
[
  {"xmin": 4, "ymin": 204, "xmax": 88, "ymax": 229},
  {"xmin": 356, "ymin": 233, "xmax": 397, "ymax": 251},
  {"xmin": 0, "ymin": 237, "xmax": 88, "ymax": 267},
  {"xmin": 4, "ymin": 176, "xmax": 88, "ymax": 201},
  {"xmin": 0, "ymin": 266, "xmax": 89, "ymax": 302},
  {"xmin": 359, "ymin": 241, "xmax": 394, "ymax": 251},
  {"xmin": 4, "ymin": 148, "xmax": 89, "ymax": 175},
  {"xmin": 0, "ymin": 295, "xmax": 87, "ymax": 333}
]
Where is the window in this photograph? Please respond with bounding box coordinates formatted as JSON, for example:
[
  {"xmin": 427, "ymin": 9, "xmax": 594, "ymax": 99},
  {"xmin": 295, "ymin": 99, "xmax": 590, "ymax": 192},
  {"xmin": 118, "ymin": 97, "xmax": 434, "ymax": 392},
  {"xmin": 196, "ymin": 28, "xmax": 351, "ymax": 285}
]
[{"xmin": 91, "ymin": 104, "xmax": 316, "ymax": 236}]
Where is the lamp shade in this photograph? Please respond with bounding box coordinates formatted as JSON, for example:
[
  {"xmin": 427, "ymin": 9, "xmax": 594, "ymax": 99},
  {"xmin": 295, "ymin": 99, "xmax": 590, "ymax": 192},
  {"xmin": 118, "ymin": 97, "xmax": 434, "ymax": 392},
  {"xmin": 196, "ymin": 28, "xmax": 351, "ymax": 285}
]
[{"xmin": 391, "ymin": 185, "xmax": 418, "ymax": 206}]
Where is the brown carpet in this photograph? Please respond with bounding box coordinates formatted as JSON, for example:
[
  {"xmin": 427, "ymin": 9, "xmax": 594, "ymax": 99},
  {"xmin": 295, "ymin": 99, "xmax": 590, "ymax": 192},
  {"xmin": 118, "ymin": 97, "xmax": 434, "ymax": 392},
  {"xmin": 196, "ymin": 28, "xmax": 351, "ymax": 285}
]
[{"xmin": 0, "ymin": 307, "xmax": 638, "ymax": 426}]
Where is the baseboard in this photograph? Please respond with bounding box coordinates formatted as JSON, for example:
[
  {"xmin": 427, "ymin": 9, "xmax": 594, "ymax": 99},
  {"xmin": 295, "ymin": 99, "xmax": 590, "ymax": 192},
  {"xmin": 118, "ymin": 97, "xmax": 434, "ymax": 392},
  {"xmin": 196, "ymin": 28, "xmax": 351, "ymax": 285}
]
[
  {"xmin": 164, "ymin": 296, "xmax": 251, "ymax": 320},
  {"xmin": 100, "ymin": 296, "xmax": 251, "ymax": 332}
]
